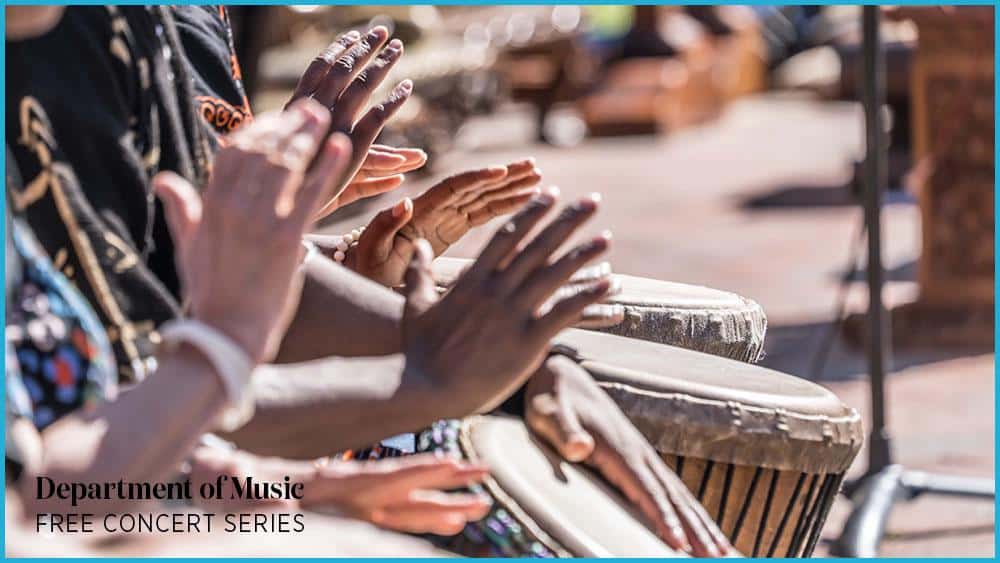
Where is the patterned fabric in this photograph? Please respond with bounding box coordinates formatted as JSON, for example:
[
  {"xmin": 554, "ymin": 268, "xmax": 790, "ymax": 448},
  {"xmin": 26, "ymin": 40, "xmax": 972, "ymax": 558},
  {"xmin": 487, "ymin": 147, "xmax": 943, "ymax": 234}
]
[
  {"xmin": 6, "ymin": 6, "xmax": 213, "ymax": 380},
  {"xmin": 6, "ymin": 220, "xmax": 117, "ymax": 430},
  {"xmin": 173, "ymin": 6, "xmax": 254, "ymax": 137}
]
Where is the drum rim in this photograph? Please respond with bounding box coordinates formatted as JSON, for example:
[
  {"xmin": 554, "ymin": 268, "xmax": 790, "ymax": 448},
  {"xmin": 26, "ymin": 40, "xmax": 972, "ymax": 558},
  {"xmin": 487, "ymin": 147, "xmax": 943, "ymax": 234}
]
[
  {"xmin": 598, "ymin": 379, "xmax": 863, "ymax": 474},
  {"xmin": 458, "ymin": 417, "xmax": 574, "ymax": 558},
  {"xmin": 554, "ymin": 330, "xmax": 864, "ymax": 474},
  {"xmin": 432, "ymin": 257, "xmax": 753, "ymax": 308},
  {"xmin": 459, "ymin": 416, "xmax": 686, "ymax": 558},
  {"xmin": 434, "ymin": 258, "xmax": 768, "ymax": 362}
]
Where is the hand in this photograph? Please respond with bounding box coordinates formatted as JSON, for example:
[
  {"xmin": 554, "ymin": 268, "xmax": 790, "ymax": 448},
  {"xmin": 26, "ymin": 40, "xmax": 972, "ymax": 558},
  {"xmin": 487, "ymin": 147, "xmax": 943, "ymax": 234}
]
[
  {"xmin": 154, "ymin": 100, "xmax": 352, "ymax": 362},
  {"xmin": 524, "ymin": 355, "xmax": 734, "ymax": 557},
  {"xmin": 313, "ymin": 144, "xmax": 428, "ymax": 219},
  {"xmin": 187, "ymin": 448, "xmax": 490, "ymax": 535},
  {"xmin": 341, "ymin": 159, "xmax": 543, "ymax": 286},
  {"xmin": 435, "ymin": 260, "xmax": 627, "ymax": 329},
  {"xmin": 303, "ymin": 454, "xmax": 491, "ymax": 535},
  {"xmin": 401, "ymin": 189, "xmax": 614, "ymax": 417},
  {"xmin": 287, "ymin": 27, "xmax": 414, "ymax": 216}
]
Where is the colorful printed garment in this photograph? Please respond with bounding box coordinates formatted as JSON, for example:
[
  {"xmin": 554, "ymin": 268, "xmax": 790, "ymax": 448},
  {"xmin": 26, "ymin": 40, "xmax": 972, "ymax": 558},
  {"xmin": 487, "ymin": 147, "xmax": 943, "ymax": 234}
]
[{"xmin": 6, "ymin": 219, "xmax": 118, "ymax": 430}]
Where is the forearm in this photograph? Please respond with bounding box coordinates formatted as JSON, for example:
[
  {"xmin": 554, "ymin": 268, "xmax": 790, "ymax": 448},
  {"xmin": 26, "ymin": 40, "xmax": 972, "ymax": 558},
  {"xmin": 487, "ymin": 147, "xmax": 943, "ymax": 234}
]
[
  {"xmin": 20, "ymin": 346, "xmax": 228, "ymax": 516},
  {"xmin": 275, "ymin": 253, "xmax": 404, "ymax": 362},
  {"xmin": 217, "ymin": 355, "xmax": 451, "ymax": 459}
]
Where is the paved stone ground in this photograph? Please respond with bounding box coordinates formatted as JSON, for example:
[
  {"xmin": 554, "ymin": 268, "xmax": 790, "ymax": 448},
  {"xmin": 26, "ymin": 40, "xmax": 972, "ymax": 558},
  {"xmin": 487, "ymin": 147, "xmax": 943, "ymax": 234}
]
[{"xmin": 325, "ymin": 93, "xmax": 995, "ymax": 557}]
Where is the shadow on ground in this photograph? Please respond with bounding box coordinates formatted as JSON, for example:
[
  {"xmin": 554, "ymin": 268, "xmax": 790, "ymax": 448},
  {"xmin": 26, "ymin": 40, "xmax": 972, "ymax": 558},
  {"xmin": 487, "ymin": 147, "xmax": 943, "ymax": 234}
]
[
  {"xmin": 760, "ymin": 320, "xmax": 993, "ymax": 383},
  {"xmin": 740, "ymin": 182, "xmax": 917, "ymax": 210}
]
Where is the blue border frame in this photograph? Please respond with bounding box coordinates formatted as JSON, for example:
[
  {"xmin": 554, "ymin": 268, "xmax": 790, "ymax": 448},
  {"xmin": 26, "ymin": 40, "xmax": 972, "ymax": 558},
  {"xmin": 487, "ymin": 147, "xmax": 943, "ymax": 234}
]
[{"xmin": 1, "ymin": 2, "xmax": 997, "ymax": 560}]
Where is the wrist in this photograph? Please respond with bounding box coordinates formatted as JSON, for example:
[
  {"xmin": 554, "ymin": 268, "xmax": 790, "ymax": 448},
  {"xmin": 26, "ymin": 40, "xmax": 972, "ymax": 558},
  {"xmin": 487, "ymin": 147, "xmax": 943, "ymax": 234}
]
[
  {"xmin": 159, "ymin": 319, "xmax": 256, "ymax": 431},
  {"xmin": 400, "ymin": 361, "xmax": 462, "ymax": 421},
  {"xmin": 191, "ymin": 311, "xmax": 268, "ymax": 363}
]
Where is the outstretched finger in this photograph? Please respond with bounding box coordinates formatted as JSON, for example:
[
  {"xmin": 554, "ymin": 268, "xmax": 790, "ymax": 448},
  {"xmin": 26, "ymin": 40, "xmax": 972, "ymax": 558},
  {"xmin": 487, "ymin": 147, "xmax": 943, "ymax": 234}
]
[
  {"xmin": 349, "ymin": 79, "xmax": 414, "ymax": 155},
  {"xmin": 313, "ymin": 26, "xmax": 390, "ymax": 108},
  {"xmin": 290, "ymin": 133, "xmax": 353, "ymax": 224},
  {"xmin": 288, "ymin": 30, "xmax": 362, "ymax": 104},
  {"xmin": 515, "ymin": 231, "xmax": 612, "ymax": 311},
  {"xmin": 460, "ymin": 172, "xmax": 542, "ymax": 213},
  {"xmin": 532, "ymin": 278, "xmax": 614, "ymax": 338},
  {"xmin": 649, "ymin": 461, "xmax": 732, "ymax": 556},
  {"xmin": 371, "ymin": 493, "xmax": 490, "ymax": 535},
  {"xmin": 461, "ymin": 187, "xmax": 558, "ymax": 285},
  {"xmin": 331, "ymin": 38, "xmax": 405, "ymax": 132},
  {"xmin": 454, "ymin": 158, "xmax": 538, "ymax": 207},
  {"xmin": 588, "ymin": 440, "xmax": 690, "ymax": 552},
  {"xmin": 357, "ymin": 456, "xmax": 487, "ymax": 499},
  {"xmin": 574, "ymin": 303, "xmax": 626, "ymax": 329},
  {"xmin": 361, "ymin": 149, "xmax": 408, "ymax": 171},
  {"xmin": 371, "ymin": 145, "xmax": 428, "ymax": 170},
  {"xmin": 277, "ymin": 98, "xmax": 333, "ymax": 172},
  {"xmin": 498, "ymin": 194, "xmax": 600, "ymax": 294},
  {"xmin": 465, "ymin": 190, "xmax": 538, "ymax": 227},
  {"xmin": 417, "ymin": 165, "xmax": 508, "ymax": 211},
  {"xmin": 526, "ymin": 392, "xmax": 595, "ymax": 463},
  {"xmin": 313, "ymin": 174, "xmax": 405, "ymax": 220}
]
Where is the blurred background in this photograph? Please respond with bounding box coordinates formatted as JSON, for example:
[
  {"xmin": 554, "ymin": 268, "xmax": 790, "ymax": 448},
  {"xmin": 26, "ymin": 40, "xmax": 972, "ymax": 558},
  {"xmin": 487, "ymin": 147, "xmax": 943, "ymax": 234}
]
[{"xmin": 235, "ymin": 5, "xmax": 993, "ymax": 556}]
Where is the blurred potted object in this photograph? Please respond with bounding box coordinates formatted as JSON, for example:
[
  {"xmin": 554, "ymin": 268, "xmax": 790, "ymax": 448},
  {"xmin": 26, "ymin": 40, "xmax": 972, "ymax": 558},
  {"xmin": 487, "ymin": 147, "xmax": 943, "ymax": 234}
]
[
  {"xmin": 578, "ymin": 7, "xmax": 725, "ymax": 136},
  {"xmin": 490, "ymin": 6, "xmax": 599, "ymax": 142},
  {"xmin": 893, "ymin": 6, "xmax": 994, "ymax": 345}
]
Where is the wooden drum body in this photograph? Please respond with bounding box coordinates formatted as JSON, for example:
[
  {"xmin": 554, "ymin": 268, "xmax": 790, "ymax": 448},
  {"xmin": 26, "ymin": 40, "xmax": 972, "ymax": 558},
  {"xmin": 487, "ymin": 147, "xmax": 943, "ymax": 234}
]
[
  {"xmin": 418, "ymin": 416, "xmax": 683, "ymax": 558},
  {"xmin": 432, "ymin": 257, "xmax": 766, "ymax": 363},
  {"xmin": 552, "ymin": 329, "xmax": 863, "ymax": 557}
]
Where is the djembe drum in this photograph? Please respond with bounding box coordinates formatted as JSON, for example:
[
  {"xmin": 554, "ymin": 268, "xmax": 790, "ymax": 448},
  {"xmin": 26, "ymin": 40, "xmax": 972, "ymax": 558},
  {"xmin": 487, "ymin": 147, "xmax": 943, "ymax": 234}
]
[
  {"xmin": 417, "ymin": 416, "xmax": 683, "ymax": 558},
  {"xmin": 550, "ymin": 329, "xmax": 863, "ymax": 557},
  {"xmin": 432, "ymin": 257, "xmax": 767, "ymax": 363}
]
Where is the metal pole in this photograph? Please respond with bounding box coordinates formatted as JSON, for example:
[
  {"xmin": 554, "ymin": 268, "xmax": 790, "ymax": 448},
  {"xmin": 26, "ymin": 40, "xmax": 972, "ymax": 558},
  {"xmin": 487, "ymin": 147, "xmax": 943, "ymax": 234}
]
[
  {"xmin": 833, "ymin": 11, "xmax": 993, "ymax": 556},
  {"xmin": 861, "ymin": 5, "xmax": 894, "ymax": 473}
]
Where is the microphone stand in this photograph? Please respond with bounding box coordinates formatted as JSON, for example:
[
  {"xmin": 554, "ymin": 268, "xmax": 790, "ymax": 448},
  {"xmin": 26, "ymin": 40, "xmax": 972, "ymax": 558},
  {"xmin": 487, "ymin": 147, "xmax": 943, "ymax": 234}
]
[{"xmin": 829, "ymin": 6, "xmax": 994, "ymax": 557}]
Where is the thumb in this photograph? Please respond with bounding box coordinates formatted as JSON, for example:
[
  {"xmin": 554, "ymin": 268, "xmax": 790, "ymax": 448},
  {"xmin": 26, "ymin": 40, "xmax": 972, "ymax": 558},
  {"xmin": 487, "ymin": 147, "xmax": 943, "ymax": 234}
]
[
  {"xmin": 526, "ymin": 391, "xmax": 595, "ymax": 463},
  {"xmin": 363, "ymin": 197, "xmax": 413, "ymax": 262},
  {"xmin": 403, "ymin": 238, "xmax": 439, "ymax": 317},
  {"xmin": 152, "ymin": 171, "xmax": 202, "ymax": 250}
]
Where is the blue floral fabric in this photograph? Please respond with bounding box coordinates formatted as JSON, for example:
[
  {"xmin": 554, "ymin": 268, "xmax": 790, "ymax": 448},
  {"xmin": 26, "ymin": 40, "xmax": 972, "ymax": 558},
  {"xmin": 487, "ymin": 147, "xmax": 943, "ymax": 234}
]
[{"xmin": 6, "ymin": 221, "xmax": 117, "ymax": 430}]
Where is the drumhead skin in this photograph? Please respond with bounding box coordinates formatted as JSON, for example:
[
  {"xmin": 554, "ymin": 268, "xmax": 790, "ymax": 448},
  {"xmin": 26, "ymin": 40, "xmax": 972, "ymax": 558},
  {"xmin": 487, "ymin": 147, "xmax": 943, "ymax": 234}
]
[
  {"xmin": 431, "ymin": 257, "xmax": 767, "ymax": 363},
  {"xmin": 552, "ymin": 329, "xmax": 863, "ymax": 474},
  {"xmin": 461, "ymin": 416, "xmax": 685, "ymax": 558}
]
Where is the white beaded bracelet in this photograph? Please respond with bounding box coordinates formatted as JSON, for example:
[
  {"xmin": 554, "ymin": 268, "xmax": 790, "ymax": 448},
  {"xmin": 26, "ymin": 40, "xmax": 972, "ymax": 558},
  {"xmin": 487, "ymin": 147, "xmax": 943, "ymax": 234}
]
[
  {"xmin": 330, "ymin": 227, "xmax": 365, "ymax": 263},
  {"xmin": 158, "ymin": 319, "xmax": 255, "ymax": 432}
]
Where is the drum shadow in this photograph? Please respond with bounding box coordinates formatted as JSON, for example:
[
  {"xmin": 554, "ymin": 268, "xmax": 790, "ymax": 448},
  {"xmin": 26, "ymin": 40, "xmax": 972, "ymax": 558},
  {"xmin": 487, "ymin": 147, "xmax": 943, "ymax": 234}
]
[
  {"xmin": 739, "ymin": 182, "xmax": 915, "ymax": 210},
  {"xmin": 760, "ymin": 320, "xmax": 993, "ymax": 383},
  {"xmin": 740, "ymin": 184, "xmax": 857, "ymax": 210},
  {"xmin": 843, "ymin": 259, "xmax": 917, "ymax": 283},
  {"xmin": 528, "ymin": 431, "xmax": 572, "ymax": 485}
]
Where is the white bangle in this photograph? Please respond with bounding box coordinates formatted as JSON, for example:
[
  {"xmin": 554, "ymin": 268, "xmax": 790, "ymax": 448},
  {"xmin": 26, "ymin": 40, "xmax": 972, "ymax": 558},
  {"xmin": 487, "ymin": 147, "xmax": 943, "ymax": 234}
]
[{"xmin": 158, "ymin": 320, "xmax": 255, "ymax": 432}]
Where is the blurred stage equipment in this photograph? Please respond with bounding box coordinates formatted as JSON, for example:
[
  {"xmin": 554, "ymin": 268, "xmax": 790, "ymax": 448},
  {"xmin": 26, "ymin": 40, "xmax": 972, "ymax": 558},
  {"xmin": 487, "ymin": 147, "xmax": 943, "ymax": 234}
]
[
  {"xmin": 829, "ymin": 7, "xmax": 995, "ymax": 557},
  {"xmin": 553, "ymin": 329, "xmax": 863, "ymax": 557}
]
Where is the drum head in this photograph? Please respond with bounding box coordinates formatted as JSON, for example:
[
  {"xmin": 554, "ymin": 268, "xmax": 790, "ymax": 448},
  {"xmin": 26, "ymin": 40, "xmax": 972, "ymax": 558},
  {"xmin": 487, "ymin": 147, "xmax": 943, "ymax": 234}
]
[
  {"xmin": 431, "ymin": 257, "xmax": 766, "ymax": 363},
  {"xmin": 553, "ymin": 329, "xmax": 863, "ymax": 474},
  {"xmin": 462, "ymin": 416, "xmax": 684, "ymax": 558}
]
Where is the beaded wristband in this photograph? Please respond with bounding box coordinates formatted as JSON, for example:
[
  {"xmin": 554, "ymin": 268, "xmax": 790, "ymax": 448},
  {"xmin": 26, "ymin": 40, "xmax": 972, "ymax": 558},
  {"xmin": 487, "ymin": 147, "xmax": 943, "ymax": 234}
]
[{"xmin": 329, "ymin": 226, "xmax": 366, "ymax": 263}]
